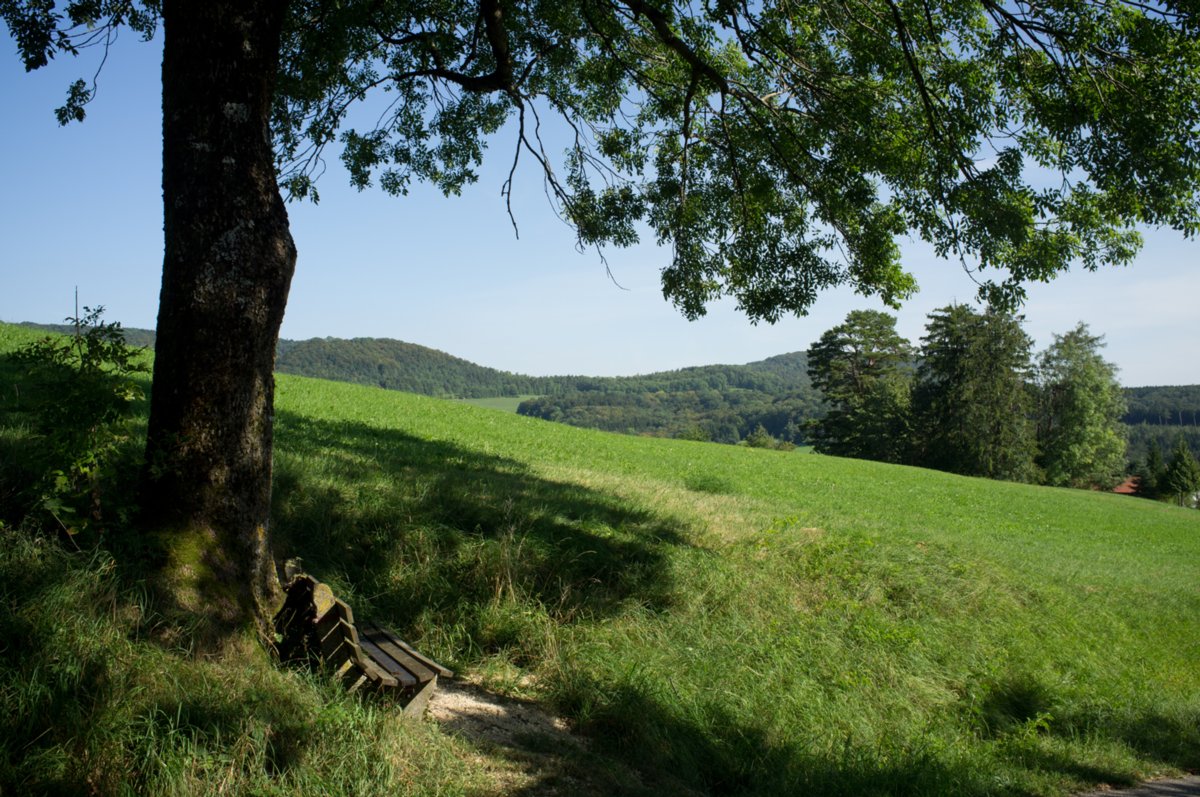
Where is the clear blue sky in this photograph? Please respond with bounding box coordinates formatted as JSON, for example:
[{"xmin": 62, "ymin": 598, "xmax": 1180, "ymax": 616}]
[{"xmin": 2, "ymin": 29, "xmax": 1196, "ymax": 385}]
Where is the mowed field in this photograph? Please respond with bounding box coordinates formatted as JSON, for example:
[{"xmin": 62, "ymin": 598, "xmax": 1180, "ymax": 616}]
[
  {"xmin": 457, "ymin": 394, "xmax": 537, "ymax": 412},
  {"xmin": 2, "ymin": 320, "xmax": 1198, "ymax": 796}
]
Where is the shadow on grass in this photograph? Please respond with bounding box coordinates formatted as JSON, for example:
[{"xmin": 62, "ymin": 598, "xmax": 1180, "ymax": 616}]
[
  {"xmin": 271, "ymin": 409, "xmax": 695, "ymax": 652},
  {"xmin": 1107, "ymin": 711, "xmax": 1200, "ymax": 772},
  {"xmin": 503, "ymin": 682, "xmax": 990, "ymax": 797},
  {"xmin": 521, "ymin": 683, "xmax": 1196, "ymax": 797}
]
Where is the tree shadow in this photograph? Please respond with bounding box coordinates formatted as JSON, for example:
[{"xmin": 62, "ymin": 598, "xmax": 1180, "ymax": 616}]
[
  {"xmin": 268, "ymin": 408, "xmax": 1200, "ymax": 795},
  {"xmin": 505, "ymin": 682, "xmax": 994, "ymax": 797},
  {"xmin": 503, "ymin": 678, "xmax": 1200, "ymax": 797},
  {"xmin": 270, "ymin": 409, "xmax": 695, "ymax": 653},
  {"xmin": 1094, "ymin": 710, "xmax": 1200, "ymax": 773}
]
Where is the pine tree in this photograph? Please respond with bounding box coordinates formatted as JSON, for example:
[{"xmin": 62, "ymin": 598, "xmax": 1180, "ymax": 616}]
[
  {"xmin": 806, "ymin": 310, "xmax": 913, "ymax": 463},
  {"xmin": 1163, "ymin": 437, "xmax": 1200, "ymax": 508},
  {"xmin": 1138, "ymin": 440, "xmax": 1166, "ymax": 498},
  {"xmin": 913, "ymin": 306, "xmax": 1036, "ymax": 481}
]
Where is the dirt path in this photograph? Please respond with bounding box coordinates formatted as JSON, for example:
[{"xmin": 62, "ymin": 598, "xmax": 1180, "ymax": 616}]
[
  {"xmin": 427, "ymin": 678, "xmax": 580, "ymax": 754},
  {"xmin": 1075, "ymin": 777, "xmax": 1200, "ymax": 797},
  {"xmin": 427, "ymin": 678, "xmax": 680, "ymax": 797}
]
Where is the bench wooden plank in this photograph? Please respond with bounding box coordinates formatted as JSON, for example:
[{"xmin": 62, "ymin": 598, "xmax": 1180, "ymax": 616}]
[
  {"xmin": 359, "ymin": 623, "xmax": 438, "ymax": 682},
  {"xmin": 356, "ymin": 632, "xmax": 421, "ymax": 687},
  {"xmin": 353, "ymin": 650, "xmax": 400, "ymax": 689},
  {"xmin": 313, "ymin": 608, "xmax": 400, "ymax": 689},
  {"xmin": 401, "ymin": 679, "xmax": 438, "ymax": 718},
  {"xmin": 316, "ymin": 617, "xmax": 356, "ymax": 666},
  {"xmin": 315, "ymin": 605, "xmax": 354, "ymax": 653},
  {"xmin": 360, "ymin": 622, "xmax": 454, "ymax": 678}
]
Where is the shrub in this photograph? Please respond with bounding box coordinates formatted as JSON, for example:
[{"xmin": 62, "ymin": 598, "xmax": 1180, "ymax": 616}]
[{"xmin": 10, "ymin": 306, "xmax": 147, "ymax": 535}]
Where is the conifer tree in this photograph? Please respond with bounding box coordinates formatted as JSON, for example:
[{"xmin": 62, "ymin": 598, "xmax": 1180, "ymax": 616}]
[
  {"xmin": 1035, "ymin": 323, "xmax": 1127, "ymax": 489},
  {"xmin": 913, "ymin": 306, "xmax": 1036, "ymax": 481},
  {"xmin": 806, "ymin": 310, "xmax": 913, "ymax": 463},
  {"xmin": 1163, "ymin": 437, "xmax": 1200, "ymax": 508},
  {"xmin": 1138, "ymin": 440, "xmax": 1166, "ymax": 498}
]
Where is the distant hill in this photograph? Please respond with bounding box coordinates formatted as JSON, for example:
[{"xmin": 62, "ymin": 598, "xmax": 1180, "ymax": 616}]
[
  {"xmin": 275, "ymin": 337, "xmax": 822, "ymax": 443},
  {"xmin": 1122, "ymin": 385, "xmax": 1200, "ymax": 465},
  {"xmin": 1123, "ymin": 385, "xmax": 1200, "ymax": 426},
  {"xmin": 10, "ymin": 319, "xmax": 1198, "ymax": 452},
  {"xmin": 275, "ymin": 336, "xmax": 565, "ymax": 398},
  {"xmin": 514, "ymin": 352, "xmax": 821, "ymax": 444}
]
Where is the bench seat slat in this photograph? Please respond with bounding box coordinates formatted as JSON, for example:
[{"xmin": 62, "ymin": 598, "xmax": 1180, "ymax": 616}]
[
  {"xmin": 360, "ymin": 622, "xmax": 454, "ymax": 678},
  {"xmin": 355, "ymin": 650, "xmax": 400, "ymax": 689},
  {"xmin": 356, "ymin": 633, "xmax": 421, "ymax": 687}
]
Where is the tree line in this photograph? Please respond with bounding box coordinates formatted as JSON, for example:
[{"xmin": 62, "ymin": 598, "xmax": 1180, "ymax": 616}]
[
  {"xmin": 17, "ymin": 320, "xmax": 1200, "ymax": 463},
  {"xmin": 1134, "ymin": 436, "xmax": 1200, "ymax": 507},
  {"xmin": 806, "ymin": 306, "xmax": 1200, "ymax": 504},
  {"xmin": 1122, "ymin": 385, "xmax": 1200, "ymax": 471},
  {"xmin": 806, "ymin": 308, "xmax": 1200, "ymax": 503}
]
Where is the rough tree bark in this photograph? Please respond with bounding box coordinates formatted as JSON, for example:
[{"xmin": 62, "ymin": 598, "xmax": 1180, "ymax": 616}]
[{"xmin": 142, "ymin": 0, "xmax": 296, "ymax": 640}]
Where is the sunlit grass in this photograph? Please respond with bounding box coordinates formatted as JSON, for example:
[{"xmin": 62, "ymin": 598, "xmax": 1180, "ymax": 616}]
[
  {"xmin": 2, "ymin": 321, "xmax": 1198, "ymax": 796},
  {"xmin": 273, "ymin": 372, "xmax": 1200, "ymax": 796},
  {"xmin": 456, "ymin": 394, "xmax": 538, "ymax": 413}
]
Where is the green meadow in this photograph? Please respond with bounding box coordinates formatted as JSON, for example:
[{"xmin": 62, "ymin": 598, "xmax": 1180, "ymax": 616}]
[
  {"xmin": 1, "ymin": 321, "xmax": 1197, "ymax": 796},
  {"xmin": 457, "ymin": 394, "xmax": 537, "ymax": 413}
]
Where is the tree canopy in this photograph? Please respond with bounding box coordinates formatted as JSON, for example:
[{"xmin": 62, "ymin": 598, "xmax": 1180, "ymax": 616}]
[
  {"xmin": 279, "ymin": 0, "xmax": 1200, "ymax": 316},
  {"xmin": 9, "ymin": 0, "xmax": 1200, "ymax": 315}
]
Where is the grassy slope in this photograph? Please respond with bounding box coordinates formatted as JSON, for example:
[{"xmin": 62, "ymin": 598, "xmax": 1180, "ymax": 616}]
[
  {"xmin": 2, "ymin": 320, "xmax": 1197, "ymax": 796},
  {"xmin": 273, "ymin": 372, "xmax": 1200, "ymax": 796},
  {"xmin": 457, "ymin": 395, "xmax": 538, "ymax": 412}
]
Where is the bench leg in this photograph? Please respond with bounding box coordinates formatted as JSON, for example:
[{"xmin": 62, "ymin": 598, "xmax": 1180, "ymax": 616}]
[{"xmin": 402, "ymin": 676, "xmax": 438, "ymax": 718}]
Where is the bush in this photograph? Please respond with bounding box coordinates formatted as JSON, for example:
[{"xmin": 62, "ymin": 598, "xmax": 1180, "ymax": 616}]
[
  {"xmin": 9, "ymin": 306, "xmax": 147, "ymax": 535},
  {"xmin": 743, "ymin": 424, "xmax": 777, "ymax": 449}
]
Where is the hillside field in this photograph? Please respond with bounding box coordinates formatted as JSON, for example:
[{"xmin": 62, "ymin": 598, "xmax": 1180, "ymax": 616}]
[
  {"xmin": 458, "ymin": 394, "xmax": 539, "ymax": 412},
  {"xmin": 1, "ymin": 320, "xmax": 1198, "ymax": 796}
]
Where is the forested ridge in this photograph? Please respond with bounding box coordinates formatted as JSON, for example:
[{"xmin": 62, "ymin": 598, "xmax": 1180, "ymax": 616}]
[
  {"xmin": 276, "ymin": 336, "xmax": 566, "ymax": 398},
  {"xmin": 514, "ymin": 353, "xmax": 823, "ymax": 444},
  {"xmin": 1124, "ymin": 386, "xmax": 1200, "ymax": 426},
  {"xmin": 13, "ymin": 321, "xmax": 1198, "ymax": 454},
  {"xmin": 1123, "ymin": 386, "xmax": 1200, "ymax": 465}
]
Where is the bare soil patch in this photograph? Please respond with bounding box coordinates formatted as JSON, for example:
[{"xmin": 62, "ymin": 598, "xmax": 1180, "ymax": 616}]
[{"xmin": 426, "ymin": 678, "xmax": 696, "ymax": 797}]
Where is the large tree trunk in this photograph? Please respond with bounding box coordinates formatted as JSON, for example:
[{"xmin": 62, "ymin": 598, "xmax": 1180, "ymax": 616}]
[{"xmin": 143, "ymin": 0, "xmax": 296, "ymax": 643}]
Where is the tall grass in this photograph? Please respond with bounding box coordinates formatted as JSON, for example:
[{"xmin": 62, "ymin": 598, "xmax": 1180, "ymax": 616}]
[
  {"xmin": 272, "ymin": 373, "xmax": 1200, "ymax": 796},
  {"xmin": 0, "ymin": 528, "xmax": 484, "ymax": 796},
  {"xmin": 2, "ymin": 320, "xmax": 1197, "ymax": 795}
]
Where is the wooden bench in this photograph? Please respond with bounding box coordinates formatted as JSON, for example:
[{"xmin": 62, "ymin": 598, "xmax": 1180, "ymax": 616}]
[{"xmin": 273, "ymin": 573, "xmax": 452, "ymax": 716}]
